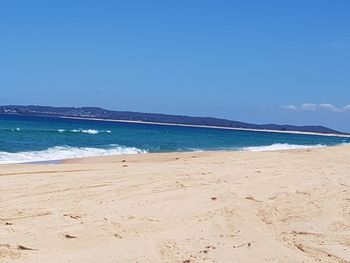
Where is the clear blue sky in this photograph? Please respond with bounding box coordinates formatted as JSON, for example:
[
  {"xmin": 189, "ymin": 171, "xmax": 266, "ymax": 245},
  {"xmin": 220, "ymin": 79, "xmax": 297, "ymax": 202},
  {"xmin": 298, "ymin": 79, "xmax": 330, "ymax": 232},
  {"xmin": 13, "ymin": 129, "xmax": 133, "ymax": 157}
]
[{"xmin": 1, "ymin": 1, "xmax": 350, "ymax": 131}]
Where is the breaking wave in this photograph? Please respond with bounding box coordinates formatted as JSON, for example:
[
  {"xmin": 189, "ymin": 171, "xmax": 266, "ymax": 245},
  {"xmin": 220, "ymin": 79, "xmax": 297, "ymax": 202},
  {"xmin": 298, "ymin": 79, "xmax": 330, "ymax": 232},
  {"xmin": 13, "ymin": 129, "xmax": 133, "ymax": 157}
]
[
  {"xmin": 241, "ymin": 143, "xmax": 326, "ymax": 152},
  {"xmin": 58, "ymin": 129, "xmax": 112, "ymax": 134},
  {"xmin": 3, "ymin": 128, "xmax": 111, "ymax": 134},
  {"xmin": 0, "ymin": 145, "xmax": 146, "ymax": 164}
]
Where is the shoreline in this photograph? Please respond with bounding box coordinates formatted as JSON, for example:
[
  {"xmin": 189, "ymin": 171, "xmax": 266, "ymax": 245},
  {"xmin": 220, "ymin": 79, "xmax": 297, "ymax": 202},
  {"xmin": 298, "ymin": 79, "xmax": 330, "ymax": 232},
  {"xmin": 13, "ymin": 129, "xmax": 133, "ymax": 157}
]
[
  {"xmin": 2, "ymin": 113, "xmax": 350, "ymax": 138},
  {"xmin": 59, "ymin": 116, "xmax": 350, "ymax": 138},
  {"xmin": 60, "ymin": 143, "xmax": 347, "ymax": 164},
  {"xmin": 0, "ymin": 143, "xmax": 338, "ymax": 166}
]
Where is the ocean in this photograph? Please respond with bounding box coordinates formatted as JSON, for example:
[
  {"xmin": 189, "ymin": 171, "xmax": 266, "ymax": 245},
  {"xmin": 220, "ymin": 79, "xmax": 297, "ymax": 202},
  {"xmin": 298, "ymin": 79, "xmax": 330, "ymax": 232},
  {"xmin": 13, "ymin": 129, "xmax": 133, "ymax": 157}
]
[{"xmin": 0, "ymin": 114, "xmax": 349, "ymax": 164}]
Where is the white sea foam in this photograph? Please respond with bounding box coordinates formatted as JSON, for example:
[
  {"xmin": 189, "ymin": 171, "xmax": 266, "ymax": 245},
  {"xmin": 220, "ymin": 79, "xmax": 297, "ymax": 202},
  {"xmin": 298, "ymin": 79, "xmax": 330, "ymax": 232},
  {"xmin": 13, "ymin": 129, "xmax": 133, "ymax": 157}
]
[
  {"xmin": 57, "ymin": 129, "xmax": 112, "ymax": 134},
  {"xmin": 11, "ymin": 128, "xmax": 21, "ymax": 131},
  {"xmin": 0, "ymin": 145, "xmax": 146, "ymax": 164},
  {"xmin": 72, "ymin": 129, "xmax": 100, "ymax": 134},
  {"xmin": 241, "ymin": 143, "xmax": 326, "ymax": 152}
]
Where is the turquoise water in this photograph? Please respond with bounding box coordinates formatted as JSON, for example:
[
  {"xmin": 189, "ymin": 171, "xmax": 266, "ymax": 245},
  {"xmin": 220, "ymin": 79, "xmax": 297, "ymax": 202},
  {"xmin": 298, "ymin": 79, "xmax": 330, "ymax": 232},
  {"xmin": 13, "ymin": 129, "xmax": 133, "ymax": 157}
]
[{"xmin": 0, "ymin": 114, "xmax": 349, "ymax": 164}]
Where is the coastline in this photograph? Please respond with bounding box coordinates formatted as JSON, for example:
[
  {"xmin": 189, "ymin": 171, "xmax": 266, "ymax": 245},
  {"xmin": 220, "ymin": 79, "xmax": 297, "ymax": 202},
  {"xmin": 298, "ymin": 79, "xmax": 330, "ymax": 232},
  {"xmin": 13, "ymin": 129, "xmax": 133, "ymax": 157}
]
[
  {"xmin": 0, "ymin": 142, "xmax": 335, "ymax": 165},
  {"xmin": 59, "ymin": 116, "xmax": 350, "ymax": 138},
  {"xmin": 1, "ymin": 145, "xmax": 350, "ymax": 262},
  {"xmin": 2, "ymin": 113, "xmax": 349, "ymax": 138}
]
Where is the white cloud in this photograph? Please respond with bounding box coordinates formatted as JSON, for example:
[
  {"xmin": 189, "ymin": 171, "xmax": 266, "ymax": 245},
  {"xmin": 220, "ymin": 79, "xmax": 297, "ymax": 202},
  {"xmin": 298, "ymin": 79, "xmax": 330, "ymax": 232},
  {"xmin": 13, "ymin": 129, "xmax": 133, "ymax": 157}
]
[
  {"xmin": 301, "ymin": 103, "xmax": 317, "ymax": 111},
  {"xmin": 282, "ymin": 103, "xmax": 350, "ymax": 113},
  {"xmin": 282, "ymin": 105, "xmax": 298, "ymax": 110},
  {"xmin": 343, "ymin": 105, "xmax": 350, "ymax": 112},
  {"xmin": 319, "ymin": 103, "xmax": 341, "ymax": 112}
]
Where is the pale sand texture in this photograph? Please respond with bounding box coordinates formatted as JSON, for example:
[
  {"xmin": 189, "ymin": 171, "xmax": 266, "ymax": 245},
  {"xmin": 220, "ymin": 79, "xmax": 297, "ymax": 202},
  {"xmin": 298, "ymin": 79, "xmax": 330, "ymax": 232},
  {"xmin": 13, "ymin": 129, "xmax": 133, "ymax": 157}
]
[{"xmin": 1, "ymin": 146, "xmax": 350, "ymax": 262}]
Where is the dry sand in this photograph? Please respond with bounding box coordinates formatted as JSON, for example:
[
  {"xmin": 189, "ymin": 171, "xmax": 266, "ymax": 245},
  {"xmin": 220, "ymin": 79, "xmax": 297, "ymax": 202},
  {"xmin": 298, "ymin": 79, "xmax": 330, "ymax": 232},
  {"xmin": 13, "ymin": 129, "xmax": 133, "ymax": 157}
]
[{"xmin": 1, "ymin": 146, "xmax": 350, "ymax": 262}]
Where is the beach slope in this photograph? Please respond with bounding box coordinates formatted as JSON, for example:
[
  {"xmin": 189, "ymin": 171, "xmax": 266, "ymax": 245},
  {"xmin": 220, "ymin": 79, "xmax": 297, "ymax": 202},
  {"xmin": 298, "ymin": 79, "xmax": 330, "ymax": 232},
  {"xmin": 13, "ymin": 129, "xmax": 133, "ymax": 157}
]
[{"xmin": 1, "ymin": 146, "xmax": 350, "ymax": 262}]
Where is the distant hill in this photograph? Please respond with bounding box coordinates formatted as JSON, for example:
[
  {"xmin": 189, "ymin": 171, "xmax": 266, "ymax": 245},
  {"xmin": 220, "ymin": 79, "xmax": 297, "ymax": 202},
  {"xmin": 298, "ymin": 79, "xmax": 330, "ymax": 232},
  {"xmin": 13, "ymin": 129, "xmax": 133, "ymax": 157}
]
[{"xmin": 0, "ymin": 105, "xmax": 346, "ymax": 135}]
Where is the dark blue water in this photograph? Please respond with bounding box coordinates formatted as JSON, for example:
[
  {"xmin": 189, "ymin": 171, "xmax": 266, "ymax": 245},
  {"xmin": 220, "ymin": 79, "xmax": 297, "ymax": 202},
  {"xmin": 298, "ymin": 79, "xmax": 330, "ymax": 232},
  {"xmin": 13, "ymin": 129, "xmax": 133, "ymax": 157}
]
[{"xmin": 0, "ymin": 114, "xmax": 348, "ymax": 164}]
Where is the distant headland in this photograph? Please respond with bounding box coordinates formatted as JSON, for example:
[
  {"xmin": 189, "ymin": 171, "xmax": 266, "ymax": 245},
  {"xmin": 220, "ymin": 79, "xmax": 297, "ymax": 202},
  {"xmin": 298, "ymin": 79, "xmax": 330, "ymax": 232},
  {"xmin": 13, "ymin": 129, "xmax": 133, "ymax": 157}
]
[{"xmin": 0, "ymin": 105, "xmax": 348, "ymax": 136}]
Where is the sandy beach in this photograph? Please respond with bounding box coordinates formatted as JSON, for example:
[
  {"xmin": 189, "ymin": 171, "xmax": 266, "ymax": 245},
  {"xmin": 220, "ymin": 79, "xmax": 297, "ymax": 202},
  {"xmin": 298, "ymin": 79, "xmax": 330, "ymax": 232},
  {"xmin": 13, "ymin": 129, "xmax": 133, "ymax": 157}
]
[{"xmin": 1, "ymin": 146, "xmax": 350, "ymax": 263}]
